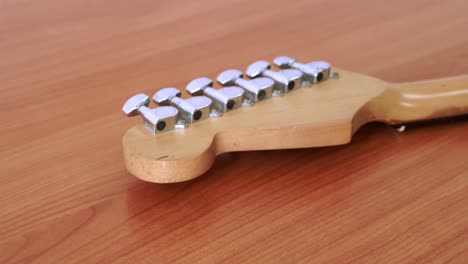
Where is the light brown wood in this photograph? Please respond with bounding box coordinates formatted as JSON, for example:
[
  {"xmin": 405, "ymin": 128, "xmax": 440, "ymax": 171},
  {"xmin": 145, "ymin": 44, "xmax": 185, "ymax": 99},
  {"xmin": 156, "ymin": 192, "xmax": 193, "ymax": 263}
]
[
  {"xmin": 123, "ymin": 71, "xmax": 468, "ymax": 183},
  {"xmin": 2, "ymin": 0, "xmax": 468, "ymax": 263},
  {"xmin": 362, "ymin": 75, "xmax": 468, "ymax": 125}
]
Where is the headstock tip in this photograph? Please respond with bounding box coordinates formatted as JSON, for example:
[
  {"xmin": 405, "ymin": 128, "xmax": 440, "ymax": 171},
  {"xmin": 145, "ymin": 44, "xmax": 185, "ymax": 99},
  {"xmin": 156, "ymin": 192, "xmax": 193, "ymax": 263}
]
[{"xmin": 122, "ymin": 124, "xmax": 217, "ymax": 183}]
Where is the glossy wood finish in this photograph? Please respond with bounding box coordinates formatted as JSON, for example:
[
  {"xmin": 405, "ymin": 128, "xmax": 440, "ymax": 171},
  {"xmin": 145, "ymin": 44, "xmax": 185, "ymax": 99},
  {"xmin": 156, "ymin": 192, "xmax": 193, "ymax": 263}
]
[
  {"xmin": 368, "ymin": 75, "xmax": 468, "ymax": 125},
  {"xmin": 1, "ymin": 0, "xmax": 468, "ymax": 263},
  {"xmin": 124, "ymin": 69, "xmax": 387, "ymax": 183},
  {"xmin": 124, "ymin": 71, "xmax": 468, "ymax": 183}
]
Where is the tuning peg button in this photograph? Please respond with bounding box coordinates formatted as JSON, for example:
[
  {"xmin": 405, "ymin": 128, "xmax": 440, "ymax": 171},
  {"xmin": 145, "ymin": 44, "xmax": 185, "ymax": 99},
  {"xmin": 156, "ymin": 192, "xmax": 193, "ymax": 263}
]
[
  {"xmin": 153, "ymin": 87, "xmax": 212, "ymax": 125},
  {"xmin": 186, "ymin": 77, "xmax": 244, "ymax": 115},
  {"xmin": 122, "ymin": 93, "xmax": 178, "ymax": 134},
  {"xmin": 217, "ymin": 69, "xmax": 273, "ymax": 104},
  {"xmin": 246, "ymin": 60, "xmax": 303, "ymax": 95},
  {"xmin": 122, "ymin": 93, "xmax": 150, "ymax": 117}
]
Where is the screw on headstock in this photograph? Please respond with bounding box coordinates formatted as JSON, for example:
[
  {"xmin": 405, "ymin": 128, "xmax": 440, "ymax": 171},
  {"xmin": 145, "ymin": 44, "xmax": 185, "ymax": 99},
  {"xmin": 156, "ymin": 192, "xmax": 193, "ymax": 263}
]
[
  {"xmin": 122, "ymin": 93, "xmax": 179, "ymax": 134},
  {"xmin": 186, "ymin": 77, "xmax": 244, "ymax": 116},
  {"xmin": 216, "ymin": 69, "xmax": 274, "ymax": 104},
  {"xmin": 246, "ymin": 60, "xmax": 303, "ymax": 96},
  {"xmin": 273, "ymin": 56, "xmax": 331, "ymax": 86},
  {"xmin": 152, "ymin": 87, "xmax": 212, "ymax": 125}
]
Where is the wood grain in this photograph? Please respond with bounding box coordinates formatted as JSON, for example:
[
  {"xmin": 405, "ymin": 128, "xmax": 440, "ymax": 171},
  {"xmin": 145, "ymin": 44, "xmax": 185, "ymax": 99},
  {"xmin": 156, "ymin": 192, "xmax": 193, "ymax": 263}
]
[
  {"xmin": 1, "ymin": 0, "xmax": 468, "ymax": 263},
  {"xmin": 123, "ymin": 69, "xmax": 386, "ymax": 183},
  {"xmin": 123, "ymin": 71, "xmax": 468, "ymax": 183}
]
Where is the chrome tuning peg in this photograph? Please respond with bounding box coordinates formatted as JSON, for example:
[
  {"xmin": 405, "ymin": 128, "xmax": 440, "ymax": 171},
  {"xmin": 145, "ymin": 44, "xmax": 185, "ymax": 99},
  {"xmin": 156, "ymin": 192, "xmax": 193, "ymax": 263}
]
[
  {"xmin": 216, "ymin": 69, "xmax": 274, "ymax": 104},
  {"xmin": 122, "ymin": 93, "xmax": 179, "ymax": 134},
  {"xmin": 153, "ymin": 87, "xmax": 212, "ymax": 126},
  {"xmin": 245, "ymin": 60, "xmax": 303, "ymax": 95},
  {"xmin": 273, "ymin": 56, "xmax": 331, "ymax": 86},
  {"xmin": 306, "ymin": 61, "xmax": 331, "ymax": 81},
  {"xmin": 186, "ymin": 77, "xmax": 244, "ymax": 116}
]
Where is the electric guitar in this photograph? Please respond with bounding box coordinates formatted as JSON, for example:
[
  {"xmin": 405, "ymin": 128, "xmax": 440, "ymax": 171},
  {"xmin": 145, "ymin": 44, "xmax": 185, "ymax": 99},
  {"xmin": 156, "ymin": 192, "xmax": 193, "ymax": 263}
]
[{"xmin": 122, "ymin": 56, "xmax": 468, "ymax": 183}]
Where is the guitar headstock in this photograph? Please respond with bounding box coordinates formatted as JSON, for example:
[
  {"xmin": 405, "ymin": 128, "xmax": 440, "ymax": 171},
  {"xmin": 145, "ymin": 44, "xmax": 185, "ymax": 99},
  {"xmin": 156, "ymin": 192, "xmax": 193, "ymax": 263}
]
[{"xmin": 122, "ymin": 56, "xmax": 388, "ymax": 183}]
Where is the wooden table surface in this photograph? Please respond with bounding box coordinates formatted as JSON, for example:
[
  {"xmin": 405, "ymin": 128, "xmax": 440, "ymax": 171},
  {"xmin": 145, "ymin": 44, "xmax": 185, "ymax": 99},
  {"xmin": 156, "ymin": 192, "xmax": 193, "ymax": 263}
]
[{"xmin": 1, "ymin": 0, "xmax": 468, "ymax": 263}]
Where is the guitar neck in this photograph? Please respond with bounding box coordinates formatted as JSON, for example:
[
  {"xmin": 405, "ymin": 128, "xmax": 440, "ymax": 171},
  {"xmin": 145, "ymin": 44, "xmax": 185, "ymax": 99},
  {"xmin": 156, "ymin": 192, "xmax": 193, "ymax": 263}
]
[{"xmin": 364, "ymin": 75, "xmax": 468, "ymax": 125}]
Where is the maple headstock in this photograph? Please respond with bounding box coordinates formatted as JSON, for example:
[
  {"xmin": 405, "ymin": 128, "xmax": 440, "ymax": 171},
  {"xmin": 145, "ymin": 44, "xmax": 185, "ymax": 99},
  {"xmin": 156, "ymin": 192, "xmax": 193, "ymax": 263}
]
[{"xmin": 122, "ymin": 56, "xmax": 468, "ymax": 183}]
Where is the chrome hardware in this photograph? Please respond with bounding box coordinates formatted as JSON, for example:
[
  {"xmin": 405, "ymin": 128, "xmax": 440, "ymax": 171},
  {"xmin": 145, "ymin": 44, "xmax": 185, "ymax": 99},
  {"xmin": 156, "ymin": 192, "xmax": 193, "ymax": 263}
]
[
  {"xmin": 246, "ymin": 60, "xmax": 303, "ymax": 96},
  {"xmin": 396, "ymin": 125, "xmax": 406, "ymax": 133},
  {"xmin": 122, "ymin": 93, "xmax": 150, "ymax": 117},
  {"xmin": 186, "ymin": 77, "xmax": 244, "ymax": 116},
  {"xmin": 153, "ymin": 87, "xmax": 212, "ymax": 125},
  {"xmin": 122, "ymin": 93, "xmax": 179, "ymax": 134},
  {"xmin": 273, "ymin": 56, "xmax": 331, "ymax": 86},
  {"xmin": 306, "ymin": 61, "xmax": 332, "ymax": 81},
  {"xmin": 123, "ymin": 57, "xmax": 336, "ymax": 136},
  {"xmin": 217, "ymin": 69, "xmax": 274, "ymax": 104}
]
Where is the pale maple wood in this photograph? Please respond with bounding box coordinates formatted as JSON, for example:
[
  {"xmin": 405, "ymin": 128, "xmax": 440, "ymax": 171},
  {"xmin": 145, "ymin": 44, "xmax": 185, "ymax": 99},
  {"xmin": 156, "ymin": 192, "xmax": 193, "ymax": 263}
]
[
  {"xmin": 1, "ymin": 0, "xmax": 468, "ymax": 263},
  {"xmin": 362, "ymin": 75, "xmax": 468, "ymax": 125},
  {"xmin": 123, "ymin": 71, "xmax": 468, "ymax": 183}
]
